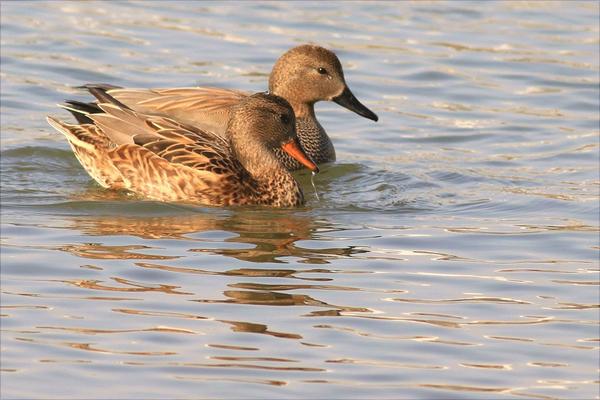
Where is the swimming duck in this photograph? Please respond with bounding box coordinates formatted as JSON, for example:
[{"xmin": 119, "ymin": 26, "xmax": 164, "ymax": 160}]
[
  {"xmin": 47, "ymin": 92, "xmax": 318, "ymax": 207},
  {"xmin": 65, "ymin": 44, "xmax": 378, "ymax": 171}
]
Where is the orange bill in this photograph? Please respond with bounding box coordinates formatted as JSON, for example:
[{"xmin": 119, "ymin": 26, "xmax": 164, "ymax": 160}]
[{"xmin": 281, "ymin": 139, "xmax": 319, "ymax": 172}]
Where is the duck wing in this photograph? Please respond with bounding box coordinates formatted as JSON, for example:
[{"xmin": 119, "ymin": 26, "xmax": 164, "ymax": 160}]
[
  {"xmin": 95, "ymin": 103, "xmax": 254, "ymax": 203},
  {"xmin": 105, "ymin": 87, "xmax": 249, "ymax": 136}
]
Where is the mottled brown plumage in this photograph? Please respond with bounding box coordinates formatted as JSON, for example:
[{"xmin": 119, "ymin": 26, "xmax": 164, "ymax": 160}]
[
  {"xmin": 47, "ymin": 93, "xmax": 317, "ymax": 208},
  {"xmin": 76, "ymin": 44, "xmax": 378, "ymax": 171}
]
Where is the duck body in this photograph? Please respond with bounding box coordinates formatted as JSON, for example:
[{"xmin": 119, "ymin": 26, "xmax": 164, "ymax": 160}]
[
  {"xmin": 48, "ymin": 93, "xmax": 317, "ymax": 208},
  {"xmin": 73, "ymin": 44, "xmax": 377, "ymax": 171}
]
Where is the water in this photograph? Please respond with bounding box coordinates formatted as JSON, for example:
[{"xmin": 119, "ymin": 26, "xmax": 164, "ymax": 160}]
[{"xmin": 1, "ymin": 1, "xmax": 599, "ymax": 399}]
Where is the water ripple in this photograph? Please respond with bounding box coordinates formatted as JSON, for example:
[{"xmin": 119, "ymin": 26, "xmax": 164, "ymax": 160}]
[{"xmin": 2, "ymin": 1, "xmax": 598, "ymax": 399}]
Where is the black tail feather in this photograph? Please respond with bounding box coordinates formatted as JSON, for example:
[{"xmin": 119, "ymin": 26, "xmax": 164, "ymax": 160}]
[
  {"xmin": 62, "ymin": 83, "xmax": 131, "ymax": 124},
  {"xmin": 76, "ymin": 83, "xmax": 122, "ymax": 91},
  {"xmin": 62, "ymin": 100, "xmax": 101, "ymax": 124},
  {"xmin": 77, "ymin": 83, "xmax": 130, "ymax": 110},
  {"xmin": 64, "ymin": 100, "xmax": 102, "ymax": 114}
]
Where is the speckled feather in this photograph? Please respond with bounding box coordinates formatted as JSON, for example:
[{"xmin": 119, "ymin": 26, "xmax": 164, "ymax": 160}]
[
  {"xmin": 107, "ymin": 86, "xmax": 336, "ymax": 171},
  {"xmin": 91, "ymin": 44, "xmax": 367, "ymax": 171},
  {"xmin": 47, "ymin": 94, "xmax": 307, "ymax": 207},
  {"xmin": 274, "ymin": 116, "xmax": 335, "ymax": 170}
]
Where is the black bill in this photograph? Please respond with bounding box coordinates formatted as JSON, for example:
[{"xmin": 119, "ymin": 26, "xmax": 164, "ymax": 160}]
[{"xmin": 332, "ymin": 86, "xmax": 378, "ymax": 122}]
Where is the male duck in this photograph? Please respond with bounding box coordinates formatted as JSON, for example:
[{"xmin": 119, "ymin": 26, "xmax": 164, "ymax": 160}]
[{"xmin": 64, "ymin": 44, "xmax": 378, "ymax": 171}]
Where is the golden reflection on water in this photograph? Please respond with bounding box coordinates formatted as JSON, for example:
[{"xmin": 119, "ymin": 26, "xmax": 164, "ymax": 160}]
[
  {"xmin": 62, "ymin": 277, "xmax": 192, "ymax": 294},
  {"xmin": 1, "ymin": 291, "xmax": 140, "ymax": 302},
  {"xmin": 173, "ymin": 376, "xmax": 288, "ymax": 386},
  {"xmin": 11, "ymin": 337, "xmax": 177, "ymax": 356},
  {"xmin": 327, "ymin": 358, "xmax": 447, "ymax": 370},
  {"xmin": 56, "ymin": 243, "xmax": 179, "ymax": 260},
  {"xmin": 194, "ymin": 289, "xmax": 371, "ymax": 313},
  {"xmin": 35, "ymin": 325, "xmax": 197, "ymax": 335},
  {"xmin": 65, "ymin": 342, "xmax": 176, "ymax": 356},
  {"xmin": 5, "ymin": 205, "xmax": 598, "ymax": 383},
  {"xmin": 219, "ymin": 320, "xmax": 302, "ymax": 340},
  {"xmin": 68, "ymin": 211, "xmax": 368, "ymax": 264},
  {"xmin": 460, "ymin": 362, "xmax": 513, "ymax": 370},
  {"xmin": 207, "ymin": 344, "xmax": 259, "ymax": 351},
  {"xmin": 112, "ymin": 308, "xmax": 209, "ymax": 320},
  {"xmin": 135, "ymin": 262, "xmax": 357, "ymax": 282},
  {"xmin": 2, "ymin": 0, "xmax": 599, "ymax": 398},
  {"xmin": 227, "ymin": 282, "xmax": 361, "ymax": 291},
  {"xmin": 391, "ymin": 296, "xmax": 531, "ymax": 304},
  {"xmin": 167, "ymin": 361, "xmax": 325, "ymax": 372}
]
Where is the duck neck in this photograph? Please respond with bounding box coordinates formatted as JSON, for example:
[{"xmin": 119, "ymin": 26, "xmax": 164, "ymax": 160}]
[
  {"xmin": 269, "ymin": 85, "xmax": 316, "ymax": 120},
  {"xmin": 289, "ymin": 101, "xmax": 316, "ymax": 120},
  {"xmin": 238, "ymin": 143, "xmax": 285, "ymax": 179},
  {"xmin": 232, "ymin": 141, "xmax": 302, "ymax": 205}
]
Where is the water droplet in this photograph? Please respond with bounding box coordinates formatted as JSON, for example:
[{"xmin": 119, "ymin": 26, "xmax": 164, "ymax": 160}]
[{"xmin": 311, "ymin": 171, "xmax": 320, "ymax": 201}]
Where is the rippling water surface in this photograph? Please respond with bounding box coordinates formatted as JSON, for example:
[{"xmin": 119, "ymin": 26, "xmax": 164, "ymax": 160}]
[{"xmin": 1, "ymin": 1, "xmax": 599, "ymax": 399}]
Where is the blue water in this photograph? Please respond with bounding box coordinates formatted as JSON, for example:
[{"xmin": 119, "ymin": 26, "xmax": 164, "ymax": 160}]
[{"xmin": 1, "ymin": 1, "xmax": 599, "ymax": 399}]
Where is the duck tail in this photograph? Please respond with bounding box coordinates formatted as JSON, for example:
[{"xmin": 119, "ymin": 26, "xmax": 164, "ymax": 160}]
[
  {"xmin": 59, "ymin": 100, "xmax": 102, "ymax": 124},
  {"xmin": 46, "ymin": 116, "xmax": 95, "ymax": 152},
  {"xmin": 46, "ymin": 116, "xmax": 124, "ymax": 189},
  {"xmin": 77, "ymin": 83, "xmax": 130, "ymax": 109}
]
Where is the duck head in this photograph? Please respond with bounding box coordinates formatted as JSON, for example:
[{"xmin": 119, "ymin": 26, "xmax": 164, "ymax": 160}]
[
  {"xmin": 228, "ymin": 93, "xmax": 319, "ymax": 174},
  {"xmin": 268, "ymin": 44, "xmax": 378, "ymax": 121}
]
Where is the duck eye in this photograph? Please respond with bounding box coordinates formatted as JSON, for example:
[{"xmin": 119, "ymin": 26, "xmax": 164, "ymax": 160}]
[
  {"xmin": 280, "ymin": 114, "xmax": 290, "ymax": 124},
  {"xmin": 317, "ymin": 67, "xmax": 327, "ymax": 75}
]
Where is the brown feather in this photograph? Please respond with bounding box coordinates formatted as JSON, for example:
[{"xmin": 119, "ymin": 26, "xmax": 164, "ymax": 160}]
[
  {"xmin": 108, "ymin": 87, "xmax": 248, "ymax": 135},
  {"xmin": 47, "ymin": 92, "xmax": 307, "ymax": 207},
  {"xmin": 46, "ymin": 117, "xmax": 124, "ymax": 188},
  {"xmin": 108, "ymin": 144, "xmax": 219, "ymax": 202}
]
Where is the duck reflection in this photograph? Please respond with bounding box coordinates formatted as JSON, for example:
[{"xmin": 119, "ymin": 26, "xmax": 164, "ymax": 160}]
[
  {"xmin": 65, "ymin": 206, "xmax": 367, "ymax": 264},
  {"xmin": 218, "ymin": 320, "xmax": 302, "ymax": 339},
  {"xmin": 136, "ymin": 262, "xmax": 338, "ymax": 282},
  {"xmin": 50, "ymin": 200, "xmax": 374, "ymax": 342},
  {"xmin": 194, "ymin": 289, "xmax": 369, "ymax": 313}
]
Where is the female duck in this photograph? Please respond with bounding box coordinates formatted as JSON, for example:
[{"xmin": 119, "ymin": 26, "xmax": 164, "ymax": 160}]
[{"xmin": 47, "ymin": 93, "xmax": 317, "ymax": 207}]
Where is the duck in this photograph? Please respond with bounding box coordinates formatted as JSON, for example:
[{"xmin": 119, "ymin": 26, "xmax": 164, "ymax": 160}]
[
  {"xmin": 63, "ymin": 44, "xmax": 378, "ymax": 171},
  {"xmin": 47, "ymin": 92, "xmax": 318, "ymax": 208}
]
